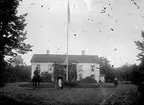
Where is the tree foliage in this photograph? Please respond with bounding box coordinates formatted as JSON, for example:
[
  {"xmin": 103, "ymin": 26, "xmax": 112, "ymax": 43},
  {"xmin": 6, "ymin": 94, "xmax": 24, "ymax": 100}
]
[
  {"xmin": 0, "ymin": 0, "xmax": 32, "ymax": 57},
  {"xmin": 134, "ymin": 31, "xmax": 144, "ymax": 84},
  {"xmin": 3, "ymin": 65, "xmax": 31, "ymax": 82},
  {"xmin": 99, "ymin": 57, "xmax": 115, "ymax": 82},
  {"xmin": 10, "ymin": 55, "xmax": 24, "ymax": 66},
  {"xmin": 0, "ymin": 0, "xmax": 32, "ymax": 86},
  {"xmin": 115, "ymin": 64, "xmax": 139, "ymax": 83},
  {"xmin": 135, "ymin": 31, "xmax": 144, "ymax": 60}
]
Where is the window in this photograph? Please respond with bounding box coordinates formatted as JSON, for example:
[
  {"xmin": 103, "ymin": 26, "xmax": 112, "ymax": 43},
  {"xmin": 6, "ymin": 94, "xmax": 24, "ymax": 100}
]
[
  {"xmin": 78, "ymin": 65, "xmax": 83, "ymax": 72},
  {"xmin": 36, "ymin": 64, "xmax": 40, "ymax": 69},
  {"xmin": 91, "ymin": 65, "xmax": 95, "ymax": 72},
  {"xmin": 48, "ymin": 64, "xmax": 52, "ymax": 72},
  {"xmin": 64, "ymin": 65, "xmax": 67, "ymax": 68},
  {"xmin": 64, "ymin": 68, "xmax": 66, "ymax": 72}
]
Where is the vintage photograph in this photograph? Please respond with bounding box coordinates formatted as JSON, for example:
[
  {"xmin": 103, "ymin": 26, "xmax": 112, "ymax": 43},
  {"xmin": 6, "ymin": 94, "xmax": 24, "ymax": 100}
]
[{"xmin": 0, "ymin": 0, "xmax": 144, "ymax": 105}]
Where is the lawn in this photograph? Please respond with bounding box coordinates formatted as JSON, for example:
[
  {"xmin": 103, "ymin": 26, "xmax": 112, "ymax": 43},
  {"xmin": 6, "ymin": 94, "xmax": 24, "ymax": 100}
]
[
  {"xmin": 19, "ymin": 82, "xmax": 116, "ymax": 88},
  {"xmin": 0, "ymin": 82, "xmax": 133, "ymax": 105}
]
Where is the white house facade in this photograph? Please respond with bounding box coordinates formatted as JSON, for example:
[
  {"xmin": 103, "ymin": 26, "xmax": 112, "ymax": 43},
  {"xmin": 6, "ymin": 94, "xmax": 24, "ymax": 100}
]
[
  {"xmin": 76, "ymin": 63, "xmax": 100, "ymax": 82},
  {"xmin": 30, "ymin": 51, "xmax": 102, "ymax": 82}
]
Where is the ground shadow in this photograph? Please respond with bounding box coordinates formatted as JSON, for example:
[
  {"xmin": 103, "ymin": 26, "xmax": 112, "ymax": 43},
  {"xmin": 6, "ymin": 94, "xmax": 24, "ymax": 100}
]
[
  {"xmin": 24, "ymin": 88, "xmax": 33, "ymax": 90},
  {"xmin": 19, "ymin": 83, "xmax": 116, "ymax": 88},
  {"xmin": 0, "ymin": 95, "xmax": 34, "ymax": 105}
]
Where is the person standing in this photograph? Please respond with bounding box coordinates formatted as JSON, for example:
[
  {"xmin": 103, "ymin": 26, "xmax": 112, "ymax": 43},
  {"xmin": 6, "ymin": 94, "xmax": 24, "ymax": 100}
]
[
  {"xmin": 114, "ymin": 77, "xmax": 118, "ymax": 86},
  {"xmin": 99, "ymin": 80, "xmax": 102, "ymax": 87},
  {"xmin": 57, "ymin": 75, "xmax": 63, "ymax": 89},
  {"xmin": 32, "ymin": 67, "xmax": 39, "ymax": 89}
]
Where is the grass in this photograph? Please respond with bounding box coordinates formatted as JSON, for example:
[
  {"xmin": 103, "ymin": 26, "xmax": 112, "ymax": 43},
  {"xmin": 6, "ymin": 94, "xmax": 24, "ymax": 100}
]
[
  {"xmin": 0, "ymin": 82, "xmax": 134, "ymax": 105},
  {"xmin": 0, "ymin": 94, "xmax": 34, "ymax": 105},
  {"xmin": 0, "ymin": 88, "xmax": 106, "ymax": 105},
  {"xmin": 19, "ymin": 82, "xmax": 116, "ymax": 88},
  {"xmin": 100, "ymin": 84, "xmax": 142, "ymax": 105}
]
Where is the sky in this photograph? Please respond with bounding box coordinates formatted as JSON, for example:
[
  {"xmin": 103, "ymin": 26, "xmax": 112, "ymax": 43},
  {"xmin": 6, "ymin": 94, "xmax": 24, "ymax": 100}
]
[{"xmin": 17, "ymin": 0, "xmax": 144, "ymax": 67}]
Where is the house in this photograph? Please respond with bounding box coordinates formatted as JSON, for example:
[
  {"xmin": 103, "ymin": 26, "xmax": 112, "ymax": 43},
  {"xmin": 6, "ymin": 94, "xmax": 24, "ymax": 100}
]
[{"xmin": 30, "ymin": 50, "xmax": 101, "ymax": 82}]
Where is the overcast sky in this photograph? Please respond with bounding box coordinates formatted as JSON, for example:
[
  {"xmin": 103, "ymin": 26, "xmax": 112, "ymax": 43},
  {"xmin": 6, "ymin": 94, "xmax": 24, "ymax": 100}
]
[{"xmin": 18, "ymin": 0, "xmax": 144, "ymax": 67}]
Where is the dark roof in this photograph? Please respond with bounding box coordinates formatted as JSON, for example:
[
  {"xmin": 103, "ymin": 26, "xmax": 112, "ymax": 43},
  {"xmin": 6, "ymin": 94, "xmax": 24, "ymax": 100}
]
[{"xmin": 30, "ymin": 54, "xmax": 100, "ymax": 64}]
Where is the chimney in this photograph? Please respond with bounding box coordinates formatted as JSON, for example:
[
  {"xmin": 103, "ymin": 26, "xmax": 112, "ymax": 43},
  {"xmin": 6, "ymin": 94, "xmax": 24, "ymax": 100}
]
[
  {"xmin": 81, "ymin": 50, "xmax": 85, "ymax": 55},
  {"xmin": 46, "ymin": 50, "xmax": 49, "ymax": 54}
]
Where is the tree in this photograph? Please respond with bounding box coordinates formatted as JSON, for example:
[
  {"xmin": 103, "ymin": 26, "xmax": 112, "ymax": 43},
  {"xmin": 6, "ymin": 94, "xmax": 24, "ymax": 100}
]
[
  {"xmin": 135, "ymin": 31, "xmax": 144, "ymax": 84},
  {"xmin": 0, "ymin": 0, "xmax": 32, "ymax": 86},
  {"xmin": 135, "ymin": 31, "xmax": 144, "ymax": 60},
  {"xmin": 3, "ymin": 65, "xmax": 31, "ymax": 82},
  {"xmin": 99, "ymin": 57, "xmax": 115, "ymax": 82},
  {"xmin": 11, "ymin": 55, "xmax": 24, "ymax": 67},
  {"xmin": 115, "ymin": 64, "xmax": 139, "ymax": 82}
]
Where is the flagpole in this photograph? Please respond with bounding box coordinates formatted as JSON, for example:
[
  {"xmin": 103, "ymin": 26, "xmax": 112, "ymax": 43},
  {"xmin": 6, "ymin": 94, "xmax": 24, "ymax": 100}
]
[{"xmin": 66, "ymin": 0, "xmax": 69, "ymax": 81}]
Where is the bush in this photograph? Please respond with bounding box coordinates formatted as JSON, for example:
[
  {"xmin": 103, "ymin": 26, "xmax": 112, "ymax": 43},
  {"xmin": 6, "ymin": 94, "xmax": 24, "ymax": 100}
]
[
  {"xmin": 63, "ymin": 81, "xmax": 78, "ymax": 87},
  {"xmin": 3, "ymin": 65, "xmax": 31, "ymax": 83},
  {"xmin": 114, "ymin": 64, "xmax": 139, "ymax": 83},
  {"xmin": 78, "ymin": 76, "xmax": 97, "ymax": 83},
  {"xmin": 137, "ymin": 81, "xmax": 144, "ymax": 96},
  {"xmin": 0, "ymin": 60, "xmax": 7, "ymax": 87}
]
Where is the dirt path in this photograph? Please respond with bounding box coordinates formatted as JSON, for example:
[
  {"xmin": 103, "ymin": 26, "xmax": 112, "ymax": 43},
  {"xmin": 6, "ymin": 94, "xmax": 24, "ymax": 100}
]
[{"xmin": 0, "ymin": 82, "xmax": 120, "ymax": 105}]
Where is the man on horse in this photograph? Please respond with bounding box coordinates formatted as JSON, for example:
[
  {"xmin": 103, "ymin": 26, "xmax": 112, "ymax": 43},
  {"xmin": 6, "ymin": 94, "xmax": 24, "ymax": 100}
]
[{"xmin": 32, "ymin": 67, "xmax": 41, "ymax": 90}]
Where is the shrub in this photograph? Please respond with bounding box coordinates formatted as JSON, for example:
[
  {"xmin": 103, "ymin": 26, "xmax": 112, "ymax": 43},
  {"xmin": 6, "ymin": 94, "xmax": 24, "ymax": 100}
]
[
  {"xmin": 3, "ymin": 65, "xmax": 31, "ymax": 83},
  {"xmin": 63, "ymin": 81, "xmax": 78, "ymax": 87},
  {"xmin": 137, "ymin": 83, "xmax": 144, "ymax": 96},
  {"xmin": 78, "ymin": 76, "xmax": 97, "ymax": 83},
  {"xmin": 40, "ymin": 71, "xmax": 52, "ymax": 82}
]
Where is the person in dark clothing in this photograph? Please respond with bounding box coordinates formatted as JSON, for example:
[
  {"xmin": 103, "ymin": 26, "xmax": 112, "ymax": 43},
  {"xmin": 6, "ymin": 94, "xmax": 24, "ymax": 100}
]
[
  {"xmin": 99, "ymin": 80, "xmax": 102, "ymax": 87},
  {"xmin": 114, "ymin": 77, "xmax": 118, "ymax": 86}
]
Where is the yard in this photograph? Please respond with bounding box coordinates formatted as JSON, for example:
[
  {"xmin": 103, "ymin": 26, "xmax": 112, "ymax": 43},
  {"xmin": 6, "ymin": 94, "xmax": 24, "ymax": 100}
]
[{"xmin": 0, "ymin": 82, "xmax": 139, "ymax": 105}]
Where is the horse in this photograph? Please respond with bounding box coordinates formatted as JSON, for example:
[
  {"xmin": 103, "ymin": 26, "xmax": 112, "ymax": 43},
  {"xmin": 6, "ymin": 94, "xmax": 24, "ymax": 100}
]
[{"xmin": 32, "ymin": 75, "xmax": 41, "ymax": 90}]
